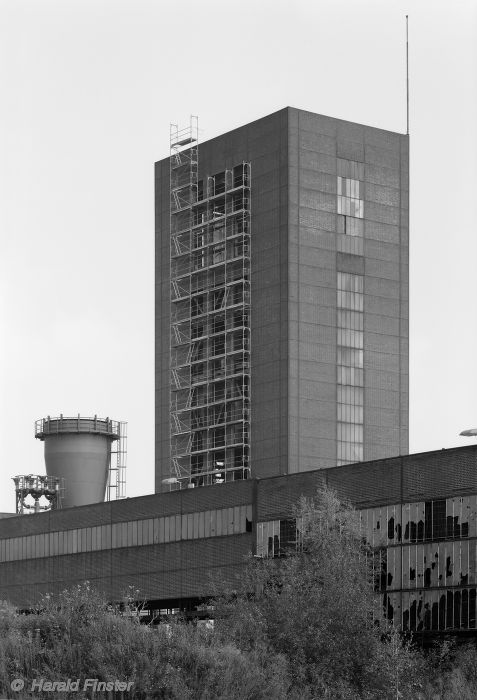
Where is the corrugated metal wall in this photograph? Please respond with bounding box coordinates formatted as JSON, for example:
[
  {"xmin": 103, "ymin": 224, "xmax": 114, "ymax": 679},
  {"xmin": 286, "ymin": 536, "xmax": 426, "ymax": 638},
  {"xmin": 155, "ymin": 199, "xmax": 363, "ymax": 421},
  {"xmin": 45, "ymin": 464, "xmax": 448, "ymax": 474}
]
[{"xmin": 1, "ymin": 447, "xmax": 477, "ymax": 614}]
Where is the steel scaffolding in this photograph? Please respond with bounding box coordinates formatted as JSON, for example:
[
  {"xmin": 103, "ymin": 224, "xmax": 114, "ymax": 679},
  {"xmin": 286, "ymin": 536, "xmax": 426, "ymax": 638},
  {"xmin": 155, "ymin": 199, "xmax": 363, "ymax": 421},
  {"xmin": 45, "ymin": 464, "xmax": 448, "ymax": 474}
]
[
  {"xmin": 169, "ymin": 118, "xmax": 251, "ymax": 487},
  {"xmin": 108, "ymin": 421, "xmax": 127, "ymax": 501}
]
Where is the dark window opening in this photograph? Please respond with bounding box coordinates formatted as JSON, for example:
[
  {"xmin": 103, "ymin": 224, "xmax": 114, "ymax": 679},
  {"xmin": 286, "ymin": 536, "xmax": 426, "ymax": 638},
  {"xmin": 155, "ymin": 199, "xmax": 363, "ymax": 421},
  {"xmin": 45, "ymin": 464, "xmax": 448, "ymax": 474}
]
[
  {"xmin": 425, "ymin": 500, "xmax": 446, "ymax": 540},
  {"xmin": 279, "ymin": 519, "xmax": 296, "ymax": 555}
]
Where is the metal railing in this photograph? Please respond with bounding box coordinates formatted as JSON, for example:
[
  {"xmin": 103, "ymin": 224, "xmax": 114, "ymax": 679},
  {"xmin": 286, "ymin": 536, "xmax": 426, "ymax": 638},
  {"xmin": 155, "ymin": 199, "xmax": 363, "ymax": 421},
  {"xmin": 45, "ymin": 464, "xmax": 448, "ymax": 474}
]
[{"xmin": 35, "ymin": 415, "xmax": 121, "ymax": 440}]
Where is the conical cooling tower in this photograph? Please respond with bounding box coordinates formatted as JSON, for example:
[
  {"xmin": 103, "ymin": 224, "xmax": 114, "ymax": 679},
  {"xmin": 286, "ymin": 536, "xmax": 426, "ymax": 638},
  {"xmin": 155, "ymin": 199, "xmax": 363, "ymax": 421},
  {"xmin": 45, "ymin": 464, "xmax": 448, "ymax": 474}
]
[{"xmin": 35, "ymin": 416, "xmax": 120, "ymax": 508}]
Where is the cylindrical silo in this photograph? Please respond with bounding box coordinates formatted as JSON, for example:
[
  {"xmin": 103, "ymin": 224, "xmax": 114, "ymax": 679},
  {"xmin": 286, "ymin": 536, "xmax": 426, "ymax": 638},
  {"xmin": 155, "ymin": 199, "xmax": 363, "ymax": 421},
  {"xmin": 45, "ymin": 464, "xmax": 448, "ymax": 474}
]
[{"xmin": 35, "ymin": 415, "xmax": 120, "ymax": 508}]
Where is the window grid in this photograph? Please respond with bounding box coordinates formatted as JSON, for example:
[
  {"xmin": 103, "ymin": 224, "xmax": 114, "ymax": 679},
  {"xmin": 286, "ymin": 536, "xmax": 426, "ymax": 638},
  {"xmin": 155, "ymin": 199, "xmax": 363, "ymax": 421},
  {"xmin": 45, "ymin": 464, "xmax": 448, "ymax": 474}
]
[
  {"xmin": 337, "ymin": 178, "xmax": 363, "ymax": 219},
  {"xmin": 336, "ymin": 158, "xmax": 364, "ymax": 222},
  {"xmin": 257, "ymin": 504, "xmax": 477, "ymax": 633},
  {"xmin": 0, "ymin": 504, "xmax": 253, "ymax": 563},
  {"xmin": 337, "ymin": 272, "xmax": 364, "ymax": 466}
]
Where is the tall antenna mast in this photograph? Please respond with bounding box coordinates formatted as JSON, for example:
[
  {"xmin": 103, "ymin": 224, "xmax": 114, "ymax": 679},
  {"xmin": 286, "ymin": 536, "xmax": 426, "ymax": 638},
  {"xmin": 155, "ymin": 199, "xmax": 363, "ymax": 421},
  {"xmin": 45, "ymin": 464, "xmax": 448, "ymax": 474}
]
[{"xmin": 406, "ymin": 15, "xmax": 409, "ymax": 135}]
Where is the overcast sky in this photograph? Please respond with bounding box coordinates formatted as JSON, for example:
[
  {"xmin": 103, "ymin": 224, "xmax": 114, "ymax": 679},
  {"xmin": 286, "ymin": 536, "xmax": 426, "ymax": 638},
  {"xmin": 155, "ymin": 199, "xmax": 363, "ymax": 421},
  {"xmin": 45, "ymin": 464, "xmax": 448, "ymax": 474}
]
[{"xmin": 1, "ymin": 0, "xmax": 476, "ymax": 514}]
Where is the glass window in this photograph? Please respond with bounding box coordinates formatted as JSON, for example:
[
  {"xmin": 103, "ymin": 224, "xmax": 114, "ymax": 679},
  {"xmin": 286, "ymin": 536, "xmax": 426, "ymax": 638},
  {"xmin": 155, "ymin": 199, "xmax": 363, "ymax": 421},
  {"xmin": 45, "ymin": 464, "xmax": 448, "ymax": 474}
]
[
  {"xmin": 256, "ymin": 523, "xmax": 264, "ymax": 557},
  {"xmin": 338, "ymin": 347, "xmax": 363, "ymax": 368},
  {"xmin": 337, "ymin": 168, "xmax": 363, "ymax": 221},
  {"xmin": 280, "ymin": 519, "xmax": 297, "ymax": 554},
  {"xmin": 132, "ymin": 520, "xmax": 139, "ymax": 546},
  {"xmin": 337, "ymin": 270, "xmax": 364, "ymax": 466},
  {"xmin": 246, "ymin": 504, "xmax": 253, "ymax": 531},
  {"xmin": 152, "ymin": 518, "xmax": 159, "ymax": 544},
  {"xmin": 137, "ymin": 520, "xmax": 144, "ymax": 545},
  {"xmin": 347, "ymin": 217, "xmax": 363, "ymax": 237},
  {"xmin": 193, "ymin": 512, "xmax": 199, "ymax": 539},
  {"xmin": 221, "ymin": 509, "xmax": 228, "ymax": 536},
  {"xmin": 175, "ymin": 515, "xmax": 182, "ymax": 542},
  {"xmin": 198, "ymin": 511, "xmax": 205, "ymax": 538},
  {"xmin": 148, "ymin": 518, "xmax": 155, "ymax": 544},
  {"xmin": 169, "ymin": 515, "xmax": 176, "ymax": 541},
  {"xmin": 164, "ymin": 516, "xmax": 170, "ymax": 543},
  {"xmin": 234, "ymin": 506, "xmax": 241, "ymax": 534},
  {"xmin": 338, "ymin": 366, "xmax": 364, "ymax": 386},
  {"xmin": 120, "ymin": 522, "xmax": 127, "ymax": 547},
  {"xmin": 337, "ymin": 328, "xmax": 363, "ymax": 349},
  {"xmin": 268, "ymin": 521, "xmax": 280, "ymax": 557},
  {"xmin": 158, "ymin": 517, "xmax": 165, "ymax": 544},
  {"xmin": 204, "ymin": 510, "xmax": 211, "ymax": 538},
  {"xmin": 70, "ymin": 529, "xmax": 77, "ymax": 554}
]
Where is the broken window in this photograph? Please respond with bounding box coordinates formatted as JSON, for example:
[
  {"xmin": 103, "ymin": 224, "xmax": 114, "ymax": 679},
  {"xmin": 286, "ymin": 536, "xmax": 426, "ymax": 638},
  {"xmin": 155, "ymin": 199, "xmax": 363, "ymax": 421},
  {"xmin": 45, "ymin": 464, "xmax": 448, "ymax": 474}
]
[
  {"xmin": 279, "ymin": 519, "xmax": 297, "ymax": 555},
  {"xmin": 425, "ymin": 500, "xmax": 446, "ymax": 540}
]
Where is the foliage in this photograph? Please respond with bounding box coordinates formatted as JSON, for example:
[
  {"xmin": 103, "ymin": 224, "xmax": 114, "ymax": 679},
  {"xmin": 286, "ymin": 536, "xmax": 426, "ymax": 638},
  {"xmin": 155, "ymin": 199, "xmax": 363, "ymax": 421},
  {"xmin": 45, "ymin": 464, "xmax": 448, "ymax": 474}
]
[
  {"xmin": 215, "ymin": 487, "xmax": 425, "ymax": 698},
  {"xmin": 0, "ymin": 583, "xmax": 287, "ymax": 699},
  {"xmin": 419, "ymin": 640, "xmax": 477, "ymax": 699},
  {"xmin": 2, "ymin": 489, "xmax": 477, "ymax": 698}
]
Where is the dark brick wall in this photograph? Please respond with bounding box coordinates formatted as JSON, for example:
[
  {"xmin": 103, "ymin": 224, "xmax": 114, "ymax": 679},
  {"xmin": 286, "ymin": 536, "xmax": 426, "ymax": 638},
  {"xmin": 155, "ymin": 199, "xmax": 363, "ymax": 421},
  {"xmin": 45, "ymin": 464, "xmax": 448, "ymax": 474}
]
[
  {"xmin": 155, "ymin": 109, "xmax": 290, "ymax": 489},
  {"xmin": 257, "ymin": 445, "xmax": 477, "ymax": 520},
  {"xmin": 288, "ymin": 107, "xmax": 408, "ymax": 471}
]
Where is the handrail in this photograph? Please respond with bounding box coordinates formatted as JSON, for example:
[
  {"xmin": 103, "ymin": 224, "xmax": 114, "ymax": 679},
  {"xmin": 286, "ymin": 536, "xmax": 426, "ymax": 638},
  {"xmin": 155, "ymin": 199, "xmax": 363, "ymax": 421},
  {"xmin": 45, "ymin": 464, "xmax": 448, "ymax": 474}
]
[{"xmin": 35, "ymin": 415, "xmax": 121, "ymax": 440}]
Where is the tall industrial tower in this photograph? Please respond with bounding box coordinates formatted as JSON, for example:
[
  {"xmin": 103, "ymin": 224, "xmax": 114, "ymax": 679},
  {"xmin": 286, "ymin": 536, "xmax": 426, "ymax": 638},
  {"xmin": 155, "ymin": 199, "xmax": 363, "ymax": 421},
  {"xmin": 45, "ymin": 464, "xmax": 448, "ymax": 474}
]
[{"xmin": 155, "ymin": 108, "xmax": 409, "ymax": 490}]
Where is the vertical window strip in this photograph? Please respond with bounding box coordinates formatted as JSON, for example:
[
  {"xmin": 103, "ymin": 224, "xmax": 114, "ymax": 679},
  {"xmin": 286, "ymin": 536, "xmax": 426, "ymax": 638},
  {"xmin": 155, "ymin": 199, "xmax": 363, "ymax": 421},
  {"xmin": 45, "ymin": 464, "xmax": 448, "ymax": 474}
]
[
  {"xmin": 337, "ymin": 272, "xmax": 364, "ymax": 465},
  {"xmin": 337, "ymin": 176, "xmax": 364, "ymax": 220},
  {"xmin": 336, "ymin": 158, "xmax": 364, "ymax": 222},
  {"xmin": 0, "ymin": 503, "xmax": 255, "ymax": 562}
]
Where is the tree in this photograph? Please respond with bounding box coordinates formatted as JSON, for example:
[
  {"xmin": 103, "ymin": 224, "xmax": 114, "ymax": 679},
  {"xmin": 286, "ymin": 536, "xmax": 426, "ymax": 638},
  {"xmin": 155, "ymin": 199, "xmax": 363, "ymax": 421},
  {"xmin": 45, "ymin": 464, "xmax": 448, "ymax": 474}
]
[{"xmin": 214, "ymin": 487, "xmax": 424, "ymax": 699}]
